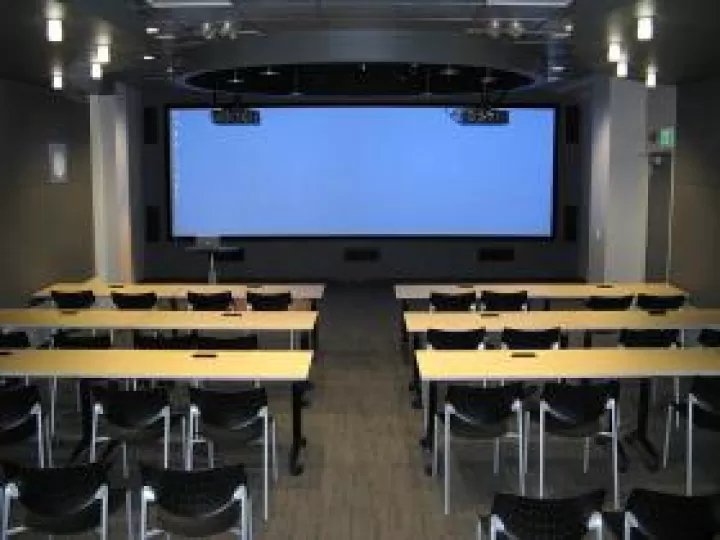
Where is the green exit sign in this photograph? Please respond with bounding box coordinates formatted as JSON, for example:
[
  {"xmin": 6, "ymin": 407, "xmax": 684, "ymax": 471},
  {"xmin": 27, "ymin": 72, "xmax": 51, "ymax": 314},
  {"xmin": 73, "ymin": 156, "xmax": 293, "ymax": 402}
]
[{"xmin": 658, "ymin": 127, "xmax": 676, "ymax": 148}]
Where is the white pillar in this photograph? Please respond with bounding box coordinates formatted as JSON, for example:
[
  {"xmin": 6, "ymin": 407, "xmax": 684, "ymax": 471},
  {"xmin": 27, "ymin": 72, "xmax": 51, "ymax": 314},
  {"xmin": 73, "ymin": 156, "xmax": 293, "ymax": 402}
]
[
  {"xmin": 89, "ymin": 84, "xmax": 141, "ymax": 282},
  {"xmin": 587, "ymin": 77, "xmax": 649, "ymax": 282}
]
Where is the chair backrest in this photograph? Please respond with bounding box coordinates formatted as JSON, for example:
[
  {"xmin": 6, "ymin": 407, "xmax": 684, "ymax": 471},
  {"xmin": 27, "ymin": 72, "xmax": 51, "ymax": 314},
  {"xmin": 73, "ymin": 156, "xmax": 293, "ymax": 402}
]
[
  {"xmin": 0, "ymin": 384, "xmax": 41, "ymax": 438},
  {"xmin": 188, "ymin": 387, "xmax": 267, "ymax": 429},
  {"xmin": 0, "ymin": 331, "xmax": 31, "ymax": 348},
  {"xmin": 50, "ymin": 290, "xmax": 95, "ymax": 309},
  {"xmin": 2, "ymin": 461, "xmax": 110, "ymax": 535},
  {"xmin": 625, "ymin": 489, "xmax": 720, "ymax": 540},
  {"xmin": 501, "ymin": 328, "xmax": 561, "ymax": 350},
  {"xmin": 429, "ymin": 292, "xmax": 476, "ymax": 312},
  {"xmin": 52, "ymin": 332, "xmax": 112, "ymax": 349},
  {"xmin": 540, "ymin": 382, "xmax": 614, "ymax": 426},
  {"xmin": 111, "ymin": 291, "xmax": 158, "ymax": 310},
  {"xmin": 426, "ymin": 329, "xmax": 485, "ymax": 350},
  {"xmin": 193, "ymin": 334, "xmax": 258, "ymax": 350},
  {"xmin": 491, "ymin": 490, "xmax": 605, "ymax": 540},
  {"xmin": 636, "ymin": 293, "xmax": 686, "ymax": 311},
  {"xmin": 187, "ymin": 291, "xmax": 233, "ymax": 311},
  {"xmin": 140, "ymin": 463, "xmax": 247, "ymax": 537},
  {"xmin": 446, "ymin": 383, "xmax": 525, "ymax": 424},
  {"xmin": 480, "ymin": 290, "xmax": 529, "ymax": 312},
  {"xmin": 246, "ymin": 291, "xmax": 292, "ymax": 311},
  {"xmin": 689, "ymin": 377, "xmax": 720, "ymax": 416},
  {"xmin": 92, "ymin": 387, "xmax": 169, "ymax": 431},
  {"xmin": 698, "ymin": 329, "xmax": 720, "ymax": 348},
  {"xmin": 585, "ymin": 295, "xmax": 635, "ymax": 311},
  {"xmin": 618, "ymin": 328, "xmax": 680, "ymax": 348}
]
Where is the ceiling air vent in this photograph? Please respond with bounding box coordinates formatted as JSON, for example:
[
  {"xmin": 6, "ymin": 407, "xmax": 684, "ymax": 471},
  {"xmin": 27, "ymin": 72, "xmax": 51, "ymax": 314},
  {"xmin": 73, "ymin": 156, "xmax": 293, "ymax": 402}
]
[{"xmin": 486, "ymin": 0, "xmax": 573, "ymax": 6}]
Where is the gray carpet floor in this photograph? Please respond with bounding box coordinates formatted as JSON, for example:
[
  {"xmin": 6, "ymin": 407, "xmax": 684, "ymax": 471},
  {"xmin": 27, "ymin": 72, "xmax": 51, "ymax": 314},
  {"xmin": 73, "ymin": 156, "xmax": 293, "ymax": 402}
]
[{"xmin": 5, "ymin": 283, "xmax": 719, "ymax": 538}]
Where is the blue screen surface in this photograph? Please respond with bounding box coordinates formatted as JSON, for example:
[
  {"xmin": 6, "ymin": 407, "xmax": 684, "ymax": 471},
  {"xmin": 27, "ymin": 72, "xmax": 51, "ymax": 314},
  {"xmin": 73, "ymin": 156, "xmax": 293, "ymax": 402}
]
[{"xmin": 170, "ymin": 107, "xmax": 555, "ymax": 237}]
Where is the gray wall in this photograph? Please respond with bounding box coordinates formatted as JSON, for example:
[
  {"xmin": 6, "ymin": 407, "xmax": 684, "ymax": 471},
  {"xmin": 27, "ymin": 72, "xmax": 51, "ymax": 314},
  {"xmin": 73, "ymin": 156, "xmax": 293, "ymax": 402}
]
[
  {"xmin": 672, "ymin": 78, "xmax": 720, "ymax": 306},
  {"xmin": 139, "ymin": 93, "xmax": 583, "ymax": 282},
  {"xmin": 0, "ymin": 80, "xmax": 94, "ymax": 306}
]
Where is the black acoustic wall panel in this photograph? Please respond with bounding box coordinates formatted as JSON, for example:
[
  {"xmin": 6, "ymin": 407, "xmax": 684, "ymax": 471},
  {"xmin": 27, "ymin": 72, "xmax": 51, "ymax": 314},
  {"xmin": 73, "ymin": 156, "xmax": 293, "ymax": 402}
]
[
  {"xmin": 143, "ymin": 107, "xmax": 158, "ymax": 145},
  {"xmin": 477, "ymin": 247, "xmax": 515, "ymax": 262},
  {"xmin": 563, "ymin": 205, "xmax": 578, "ymax": 243},
  {"xmin": 145, "ymin": 205, "xmax": 160, "ymax": 243},
  {"xmin": 565, "ymin": 105, "xmax": 580, "ymax": 145},
  {"xmin": 344, "ymin": 248, "xmax": 379, "ymax": 262}
]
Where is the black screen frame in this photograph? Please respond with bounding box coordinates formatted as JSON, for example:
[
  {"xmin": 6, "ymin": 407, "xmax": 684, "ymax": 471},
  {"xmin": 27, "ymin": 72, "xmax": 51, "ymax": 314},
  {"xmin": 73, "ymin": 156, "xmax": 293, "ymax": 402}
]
[{"xmin": 164, "ymin": 102, "xmax": 560, "ymax": 241}]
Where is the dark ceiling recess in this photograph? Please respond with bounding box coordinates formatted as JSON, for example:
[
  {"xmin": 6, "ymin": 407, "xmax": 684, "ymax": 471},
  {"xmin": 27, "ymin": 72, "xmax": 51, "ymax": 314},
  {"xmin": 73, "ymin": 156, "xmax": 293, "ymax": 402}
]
[{"xmin": 184, "ymin": 62, "xmax": 534, "ymax": 96}]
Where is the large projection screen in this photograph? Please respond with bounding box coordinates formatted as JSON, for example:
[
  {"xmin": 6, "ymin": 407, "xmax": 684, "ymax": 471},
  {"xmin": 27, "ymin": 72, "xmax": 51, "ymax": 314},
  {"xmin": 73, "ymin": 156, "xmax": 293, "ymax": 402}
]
[{"xmin": 168, "ymin": 106, "xmax": 557, "ymax": 237}]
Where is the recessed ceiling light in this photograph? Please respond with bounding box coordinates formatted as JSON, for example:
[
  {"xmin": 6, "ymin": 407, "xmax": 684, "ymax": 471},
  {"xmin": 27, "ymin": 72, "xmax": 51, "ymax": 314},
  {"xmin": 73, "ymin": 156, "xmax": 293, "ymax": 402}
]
[
  {"xmin": 564, "ymin": 22, "xmax": 574, "ymax": 33},
  {"xmin": 143, "ymin": 54, "xmax": 156, "ymax": 60},
  {"xmin": 47, "ymin": 18, "xmax": 63, "ymax": 42},
  {"xmin": 91, "ymin": 62, "xmax": 103, "ymax": 80},
  {"xmin": 261, "ymin": 66, "xmax": 280, "ymax": 76},
  {"xmin": 51, "ymin": 67, "xmax": 63, "ymax": 90},
  {"xmin": 637, "ymin": 16, "xmax": 653, "ymax": 41},
  {"xmin": 96, "ymin": 44, "xmax": 111, "ymax": 64},
  {"xmin": 146, "ymin": 26, "xmax": 160, "ymax": 34},
  {"xmin": 607, "ymin": 42, "xmax": 622, "ymax": 63},
  {"xmin": 550, "ymin": 65, "xmax": 565, "ymax": 73},
  {"xmin": 488, "ymin": 19, "xmax": 501, "ymax": 38},
  {"xmin": 646, "ymin": 65, "xmax": 657, "ymax": 88},
  {"xmin": 616, "ymin": 56, "xmax": 628, "ymax": 78}
]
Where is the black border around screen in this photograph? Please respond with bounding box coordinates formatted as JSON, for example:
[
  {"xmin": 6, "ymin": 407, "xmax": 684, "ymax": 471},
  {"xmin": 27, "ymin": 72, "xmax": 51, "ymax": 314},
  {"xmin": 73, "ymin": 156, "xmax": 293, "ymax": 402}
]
[{"xmin": 164, "ymin": 103, "xmax": 560, "ymax": 241}]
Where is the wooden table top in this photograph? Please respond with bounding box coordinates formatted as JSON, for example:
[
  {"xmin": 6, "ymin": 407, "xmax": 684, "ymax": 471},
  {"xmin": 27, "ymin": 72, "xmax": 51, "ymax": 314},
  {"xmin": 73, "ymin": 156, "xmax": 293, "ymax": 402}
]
[
  {"xmin": 33, "ymin": 281, "xmax": 326, "ymax": 300},
  {"xmin": 0, "ymin": 308, "xmax": 318, "ymax": 331},
  {"xmin": 395, "ymin": 282, "xmax": 685, "ymax": 300},
  {"xmin": 0, "ymin": 348, "xmax": 311, "ymax": 381},
  {"xmin": 404, "ymin": 308, "xmax": 720, "ymax": 332},
  {"xmin": 417, "ymin": 348, "xmax": 720, "ymax": 381}
]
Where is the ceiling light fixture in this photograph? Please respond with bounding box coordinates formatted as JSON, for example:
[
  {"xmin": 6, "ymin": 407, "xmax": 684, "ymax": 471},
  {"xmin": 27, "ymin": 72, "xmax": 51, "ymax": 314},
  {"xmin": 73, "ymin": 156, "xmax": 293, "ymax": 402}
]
[
  {"xmin": 146, "ymin": 26, "xmax": 159, "ymax": 34},
  {"xmin": 96, "ymin": 43, "xmax": 111, "ymax": 64},
  {"xmin": 143, "ymin": 54, "xmax": 156, "ymax": 60},
  {"xmin": 637, "ymin": 16, "xmax": 653, "ymax": 41},
  {"xmin": 47, "ymin": 18, "xmax": 63, "ymax": 42},
  {"xmin": 646, "ymin": 64, "xmax": 657, "ymax": 87},
  {"xmin": 488, "ymin": 19, "xmax": 501, "ymax": 38},
  {"xmin": 91, "ymin": 62, "xmax": 102, "ymax": 80},
  {"xmin": 616, "ymin": 55, "xmax": 628, "ymax": 78},
  {"xmin": 51, "ymin": 67, "xmax": 63, "ymax": 90},
  {"xmin": 261, "ymin": 66, "xmax": 279, "ymax": 76},
  {"xmin": 607, "ymin": 41, "xmax": 622, "ymax": 63}
]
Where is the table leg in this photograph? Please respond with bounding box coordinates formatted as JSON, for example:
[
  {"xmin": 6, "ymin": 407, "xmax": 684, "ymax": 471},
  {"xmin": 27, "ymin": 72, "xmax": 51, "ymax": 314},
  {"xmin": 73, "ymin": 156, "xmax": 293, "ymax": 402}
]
[
  {"xmin": 290, "ymin": 381, "xmax": 307, "ymax": 476},
  {"xmin": 208, "ymin": 252, "xmax": 217, "ymax": 284},
  {"xmin": 623, "ymin": 379, "xmax": 659, "ymax": 471}
]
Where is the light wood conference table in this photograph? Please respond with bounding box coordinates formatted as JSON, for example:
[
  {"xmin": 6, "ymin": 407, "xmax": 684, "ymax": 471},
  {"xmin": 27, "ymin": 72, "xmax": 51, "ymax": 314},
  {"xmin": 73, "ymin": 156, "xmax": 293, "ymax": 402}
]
[
  {"xmin": 396, "ymin": 282, "xmax": 685, "ymax": 309},
  {"xmin": 0, "ymin": 308, "xmax": 318, "ymax": 349},
  {"xmin": 417, "ymin": 348, "xmax": 720, "ymax": 474},
  {"xmin": 0, "ymin": 348, "xmax": 313, "ymax": 475}
]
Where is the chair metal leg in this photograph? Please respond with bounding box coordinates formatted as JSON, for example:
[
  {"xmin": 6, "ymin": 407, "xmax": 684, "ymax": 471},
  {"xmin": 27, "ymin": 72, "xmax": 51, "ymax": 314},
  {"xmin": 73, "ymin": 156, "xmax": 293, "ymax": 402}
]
[
  {"xmin": 163, "ymin": 412, "xmax": 170, "ymax": 468},
  {"xmin": 493, "ymin": 438, "xmax": 500, "ymax": 475},
  {"xmin": 100, "ymin": 489, "xmax": 108, "ymax": 540},
  {"xmin": 663, "ymin": 405, "xmax": 672, "ymax": 469},
  {"xmin": 612, "ymin": 403, "xmax": 619, "ymax": 510},
  {"xmin": 272, "ymin": 418, "xmax": 278, "ymax": 482},
  {"xmin": 432, "ymin": 413, "xmax": 439, "ymax": 477},
  {"xmin": 2, "ymin": 489, "xmax": 10, "ymax": 540},
  {"xmin": 444, "ymin": 408, "xmax": 451, "ymax": 515},
  {"xmin": 517, "ymin": 409, "xmax": 525, "ymax": 496},
  {"xmin": 36, "ymin": 412, "xmax": 45, "ymax": 468},
  {"xmin": 524, "ymin": 411, "xmax": 530, "ymax": 475},
  {"xmin": 674, "ymin": 377, "xmax": 681, "ymax": 428},
  {"xmin": 263, "ymin": 413, "xmax": 269, "ymax": 521},
  {"xmin": 49, "ymin": 378, "xmax": 57, "ymax": 436},
  {"xmin": 208, "ymin": 440, "xmax": 215, "ymax": 468},
  {"xmin": 686, "ymin": 399, "xmax": 694, "ymax": 495},
  {"xmin": 90, "ymin": 408, "xmax": 98, "ymax": 463},
  {"xmin": 476, "ymin": 516, "xmax": 483, "ymax": 540},
  {"xmin": 125, "ymin": 489, "xmax": 132, "ymax": 540},
  {"xmin": 140, "ymin": 489, "xmax": 148, "ymax": 540},
  {"xmin": 539, "ymin": 405, "xmax": 545, "ymax": 498},
  {"xmin": 583, "ymin": 436, "xmax": 590, "ymax": 474}
]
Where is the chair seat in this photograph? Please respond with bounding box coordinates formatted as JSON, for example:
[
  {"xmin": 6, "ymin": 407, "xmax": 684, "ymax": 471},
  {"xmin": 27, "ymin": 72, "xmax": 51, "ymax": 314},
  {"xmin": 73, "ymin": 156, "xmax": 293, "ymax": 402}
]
[
  {"xmin": 671, "ymin": 402, "xmax": 720, "ymax": 432},
  {"xmin": 25, "ymin": 488, "xmax": 124, "ymax": 535},
  {"xmin": 627, "ymin": 489, "xmax": 720, "ymax": 540},
  {"xmin": 438, "ymin": 413, "xmax": 513, "ymax": 439}
]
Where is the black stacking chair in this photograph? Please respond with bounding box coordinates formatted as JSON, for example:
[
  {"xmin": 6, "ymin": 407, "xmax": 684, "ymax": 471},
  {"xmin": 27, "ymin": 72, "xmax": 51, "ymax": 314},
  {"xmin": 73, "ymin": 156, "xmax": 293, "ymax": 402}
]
[
  {"xmin": 435, "ymin": 383, "xmax": 526, "ymax": 514},
  {"xmin": 194, "ymin": 335, "xmax": 259, "ymax": 350},
  {"xmin": 698, "ymin": 328, "xmax": 720, "ymax": 348},
  {"xmin": 110, "ymin": 291, "xmax": 158, "ymax": 310},
  {"xmin": 501, "ymin": 327, "xmax": 562, "ymax": 350},
  {"xmin": 187, "ymin": 291, "xmax": 234, "ymax": 311},
  {"xmin": 662, "ymin": 376, "xmax": 720, "ymax": 495},
  {"xmin": 479, "ymin": 489, "xmax": 605, "ymax": 540},
  {"xmin": 429, "ymin": 291, "xmax": 477, "ymax": 312},
  {"xmin": 623, "ymin": 489, "xmax": 720, "ymax": 539},
  {"xmin": 139, "ymin": 463, "xmax": 252, "ymax": 540},
  {"xmin": 636, "ymin": 293, "xmax": 686, "ymax": 311},
  {"xmin": 246, "ymin": 291, "xmax": 292, "ymax": 311},
  {"xmin": 479, "ymin": 290, "xmax": 529, "ymax": 312},
  {"xmin": 0, "ymin": 385, "xmax": 49, "ymax": 468},
  {"xmin": 530, "ymin": 382, "xmax": 620, "ymax": 509},
  {"xmin": 427, "ymin": 328, "xmax": 485, "ymax": 350},
  {"xmin": 89, "ymin": 387, "xmax": 177, "ymax": 477},
  {"xmin": 50, "ymin": 289, "xmax": 96, "ymax": 309},
  {"xmin": 583, "ymin": 295, "xmax": 635, "ymax": 347},
  {"xmin": 186, "ymin": 387, "xmax": 276, "ymax": 521},
  {"xmin": 1, "ymin": 461, "xmax": 123, "ymax": 539},
  {"xmin": 0, "ymin": 331, "xmax": 32, "ymax": 386}
]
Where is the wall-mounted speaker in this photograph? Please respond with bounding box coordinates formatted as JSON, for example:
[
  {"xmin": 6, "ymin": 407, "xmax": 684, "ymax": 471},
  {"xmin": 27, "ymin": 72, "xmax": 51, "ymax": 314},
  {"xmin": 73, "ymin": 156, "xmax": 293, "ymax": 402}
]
[
  {"xmin": 563, "ymin": 205, "xmax": 578, "ymax": 243},
  {"xmin": 145, "ymin": 205, "xmax": 160, "ymax": 243},
  {"xmin": 565, "ymin": 105, "xmax": 580, "ymax": 145},
  {"xmin": 477, "ymin": 247, "xmax": 515, "ymax": 262},
  {"xmin": 344, "ymin": 248, "xmax": 379, "ymax": 262},
  {"xmin": 143, "ymin": 107, "xmax": 158, "ymax": 145}
]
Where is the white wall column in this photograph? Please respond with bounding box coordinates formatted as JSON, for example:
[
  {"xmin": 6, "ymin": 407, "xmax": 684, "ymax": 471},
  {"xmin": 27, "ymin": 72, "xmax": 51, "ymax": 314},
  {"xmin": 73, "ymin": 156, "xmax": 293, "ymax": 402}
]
[
  {"xmin": 587, "ymin": 77, "xmax": 650, "ymax": 282},
  {"xmin": 89, "ymin": 84, "xmax": 142, "ymax": 282}
]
